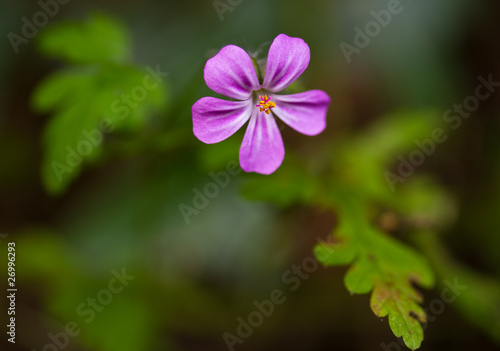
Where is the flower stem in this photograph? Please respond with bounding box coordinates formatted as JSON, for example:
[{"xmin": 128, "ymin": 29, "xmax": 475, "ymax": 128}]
[{"xmin": 251, "ymin": 57, "xmax": 264, "ymax": 85}]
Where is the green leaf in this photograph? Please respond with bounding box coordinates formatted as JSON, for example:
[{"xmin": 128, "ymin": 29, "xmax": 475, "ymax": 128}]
[
  {"xmin": 37, "ymin": 13, "xmax": 130, "ymax": 64},
  {"xmin": 315, "ymin": 237, "xmax": 357, "ymax": 266},
  {"xmin": 82, "ymin": 296, "xmax": 155, "ymax": 351},
  {"xmin": 32, "ymin": 64, "xmax": 167, "ymax": 195},
  {"xmin": 32, "ymin": 14, "xmax": 168, "ymax": 195},
  {"xmin": 315, "ymin": 194, "xmax": 434, "ymax": 350},
  {"xmin": 332, "ymin": 110, "xmax": 443, "ymax": 204},
  {"xmin": 394, "ymin": 176, "xmax": 457, "ymax": 229},
  {"xmin": 371, "ymin": 281, "xmax": 427, "ymax": 349}
]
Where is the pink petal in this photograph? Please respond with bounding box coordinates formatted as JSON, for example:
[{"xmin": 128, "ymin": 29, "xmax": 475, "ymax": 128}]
[
  {"xmin": 262, "ymin": 34, "xmax": 310, "ymax": 92},
  {"xmin": 239, "ymin": 110, "xmax": 285, "ymax": 174},
  {"xmin": 204, "ymin": 45, "xmax": 260, "ymax": 100},
  {"xmin": 192, "ymin": 97, "xmax": 252, "ymax": 144},
  {"xmin": 272, "ymin": 90, "xmax": 330, "ymax": 136}
]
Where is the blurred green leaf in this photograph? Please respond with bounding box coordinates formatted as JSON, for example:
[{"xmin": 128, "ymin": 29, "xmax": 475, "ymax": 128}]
[
  {"xmin": 32, "ymin": 14, "xmax": 168, "ymax": 195},
  {"xmin": 332, "ymin": 110, "xmax": 443, "ymax": 204},
  {"xmin": 33, "ymin": 65, "xmax": 167, "ymax": 194},
  {"xmin": 82, "ymin": 296, "xmax": 155, "ymax": 351},
  {"xmin": 395, "ymin": 176, "xmax": 457, "ymax": 230},
  {"xmin": 37, "ymin": 13, "xmax": 130, "ymax": 64}
]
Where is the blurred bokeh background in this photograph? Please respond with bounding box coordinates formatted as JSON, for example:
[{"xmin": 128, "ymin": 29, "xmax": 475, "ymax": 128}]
[{"xmin": 1, "ymin": 0, "xmax": 500, "ymax": 350}]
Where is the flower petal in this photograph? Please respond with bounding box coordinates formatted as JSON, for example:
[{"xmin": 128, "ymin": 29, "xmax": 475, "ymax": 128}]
[
  {"xmin": 239, "ymin": 110, "xmax": 285, "ymax": 174},
  {"xmin": 204, "ymin": 45, "xmax": 260, "ymax": 100},
  {"xmin": 262, "ymin": 34, "xmax": 310, "ymax": 92},
  {"xmin": 192, "ymin": 97, "xmax": 252, "ymax": 144},
  {"xmin": 272, "ymin": 90, "xmax": 330, "ymax": 136}
]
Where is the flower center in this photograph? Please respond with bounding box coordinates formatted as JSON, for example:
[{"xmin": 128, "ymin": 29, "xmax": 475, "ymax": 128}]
[{"xmin": 255, "ymin": 95, "xmax": 276, "ymax": 114}]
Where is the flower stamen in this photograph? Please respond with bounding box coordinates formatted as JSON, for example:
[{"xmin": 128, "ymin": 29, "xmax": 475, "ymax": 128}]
[{"xmin": 255, "ymin": 95, "xmax": 276, "ymax": 114}]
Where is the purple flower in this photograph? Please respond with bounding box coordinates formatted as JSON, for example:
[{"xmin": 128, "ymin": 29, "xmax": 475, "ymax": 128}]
[{"xmin": 192, "ymin": 34, "xmax": 330, "ymax": 174}]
